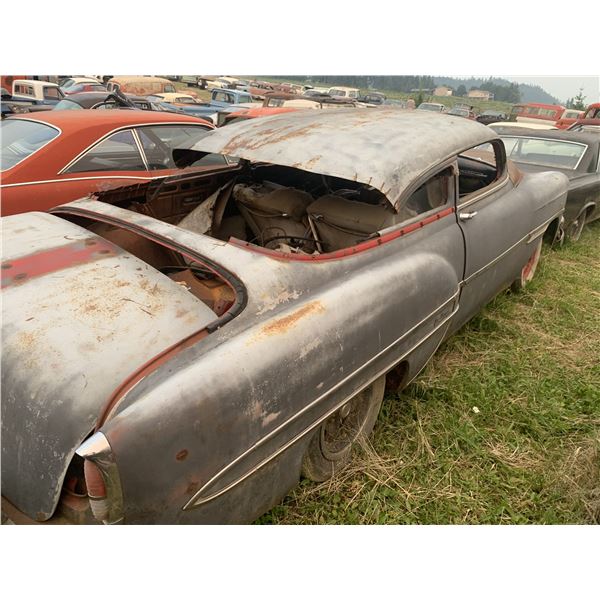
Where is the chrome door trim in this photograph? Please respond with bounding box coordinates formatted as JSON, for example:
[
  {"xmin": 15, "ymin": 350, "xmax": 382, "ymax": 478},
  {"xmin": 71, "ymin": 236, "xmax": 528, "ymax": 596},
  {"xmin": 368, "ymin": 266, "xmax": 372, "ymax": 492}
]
[{"xmin": 183, "ymin": 289, "xmax": 461, "ymax": 510}]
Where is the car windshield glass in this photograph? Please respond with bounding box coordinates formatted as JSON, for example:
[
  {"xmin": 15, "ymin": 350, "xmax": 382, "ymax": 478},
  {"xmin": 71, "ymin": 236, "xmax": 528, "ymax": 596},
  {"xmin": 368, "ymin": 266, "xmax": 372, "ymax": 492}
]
[
  {"xmin": 418, "ymin": 104, "xmax": 441, "ymax": 111},
  {"xmin": 1, "ymin": 119, "xmax": 60, "ymax": 171},
  {"xmin": 500, "ymin": 137, "xmax": 587, "ymax": 169},
  {"xmin": 54, "ymin": 98, "xmax": 84, "ymax": 111}
]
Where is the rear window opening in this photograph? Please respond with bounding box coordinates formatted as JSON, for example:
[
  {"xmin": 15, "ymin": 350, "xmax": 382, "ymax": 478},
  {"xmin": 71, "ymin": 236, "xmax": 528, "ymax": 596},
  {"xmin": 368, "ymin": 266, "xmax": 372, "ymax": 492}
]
[{"xmin": 93, "ymin": 161, "xmax": 456, "ymax": 258}]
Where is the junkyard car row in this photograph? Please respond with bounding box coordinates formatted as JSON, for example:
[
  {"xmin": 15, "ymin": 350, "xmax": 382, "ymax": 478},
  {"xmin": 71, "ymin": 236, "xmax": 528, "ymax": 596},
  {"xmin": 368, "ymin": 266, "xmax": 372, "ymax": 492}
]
[{"xmin": 1, "ymin": 75, "xmax": 598, "ymax": 525}]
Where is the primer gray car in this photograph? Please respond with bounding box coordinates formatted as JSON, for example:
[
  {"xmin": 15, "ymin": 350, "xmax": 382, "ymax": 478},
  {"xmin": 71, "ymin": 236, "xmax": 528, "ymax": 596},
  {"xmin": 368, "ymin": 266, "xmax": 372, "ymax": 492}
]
[{"xmin": 1, "ymin": 109, "xmax": 568, "ymax": 524}]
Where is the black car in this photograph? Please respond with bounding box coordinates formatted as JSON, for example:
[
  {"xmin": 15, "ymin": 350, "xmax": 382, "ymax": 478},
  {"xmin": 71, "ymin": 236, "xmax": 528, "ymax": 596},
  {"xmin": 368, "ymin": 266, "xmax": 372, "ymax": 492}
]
[
  {"xmin": 477, "ymin": 110, "xmax": 508, "ymax": 125},
  {"xmin": 52, "ymin": 91, "xmax": 153, "ymax": 111},
  {"xmin": 498, "ymin": 129, "xmax": 600, "ymax": 241}
]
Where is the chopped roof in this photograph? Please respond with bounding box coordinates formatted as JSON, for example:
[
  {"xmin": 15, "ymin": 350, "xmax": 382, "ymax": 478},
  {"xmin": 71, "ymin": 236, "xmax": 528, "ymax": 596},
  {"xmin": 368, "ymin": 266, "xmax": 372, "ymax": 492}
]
[{"xmin": 191, "ymin": 108, "xmax": 495, "ymax": 209}]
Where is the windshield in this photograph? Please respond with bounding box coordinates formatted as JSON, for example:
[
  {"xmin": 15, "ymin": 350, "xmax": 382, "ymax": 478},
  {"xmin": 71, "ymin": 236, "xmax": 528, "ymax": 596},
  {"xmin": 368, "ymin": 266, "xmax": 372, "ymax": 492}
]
[
  {"xmin": 500, "ymin": 136, "xmax": 587, "ymax": 170},
  {"xmin": 1, "ymin": 119, "xmax": 60, "ymax": 171},
  {"xmin": 418, "ymin": 103, "xmax": 443, "ymax": 111},
  {"xmin": 53, "ymin": 98, "xmax": 84, "ymax": 111}
]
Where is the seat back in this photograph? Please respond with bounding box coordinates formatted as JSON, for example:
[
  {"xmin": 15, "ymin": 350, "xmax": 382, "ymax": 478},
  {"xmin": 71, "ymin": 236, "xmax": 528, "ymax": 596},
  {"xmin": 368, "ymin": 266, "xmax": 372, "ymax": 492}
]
[
  {"xmin": 233, "ymin": 184, "xmax": 314, "ymax": 248},
  {"xmin": 307, "ymin": 194, "xmax": 395, "ymax": 252}
]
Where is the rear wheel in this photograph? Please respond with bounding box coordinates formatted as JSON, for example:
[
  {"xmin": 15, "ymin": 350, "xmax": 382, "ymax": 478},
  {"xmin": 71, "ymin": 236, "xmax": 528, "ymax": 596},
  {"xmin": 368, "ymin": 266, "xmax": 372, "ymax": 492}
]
[
  {"xmin": 301, "ymin": 375, "xmax": 386, "ymax": 482},
  {"xmin": 512, "ymin": 238, "xmax": 542, "ymax": 292}
]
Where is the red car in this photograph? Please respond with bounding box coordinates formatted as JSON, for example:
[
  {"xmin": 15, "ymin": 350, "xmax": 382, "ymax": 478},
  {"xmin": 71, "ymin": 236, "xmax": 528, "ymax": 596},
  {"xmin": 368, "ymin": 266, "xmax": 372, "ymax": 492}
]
[{"xmin": 1, "ymin": 111, "xmax": 224, "ymax": 215}]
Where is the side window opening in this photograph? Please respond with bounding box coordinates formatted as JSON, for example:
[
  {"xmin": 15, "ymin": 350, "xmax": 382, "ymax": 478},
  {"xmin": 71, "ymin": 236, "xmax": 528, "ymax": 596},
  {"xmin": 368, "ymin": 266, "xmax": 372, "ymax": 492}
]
[
  {"xmin": 458, "ymin": 140, "xmax": 505, "ymax": 199},
  {"xmin": 66, "ymin": 130, "xmax": 146, "ymax": 173},
  {"xmin": 400, "ymin": 166, "xmax": 454, "ymax": 222}
]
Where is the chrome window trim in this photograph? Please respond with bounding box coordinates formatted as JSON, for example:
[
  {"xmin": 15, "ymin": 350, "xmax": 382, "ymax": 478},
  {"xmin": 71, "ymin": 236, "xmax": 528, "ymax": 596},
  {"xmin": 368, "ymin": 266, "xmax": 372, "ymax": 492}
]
[
  {"xmin": 0, "ymin": 174, "xmax": 162, "ymax": 189},
  {"xmin": 458, "ymin": 174, "xmax": 510, "ymax": 209},
  {"xmin": 58, "ymin": 122, "xmax": 213, "ymax": 175},
  {"xmin": 500, "ymin": 135, "xmax": 589, "ymax": 171},
  {"xmin": 130, "ymin": 128, "xmax": 150, "ymax": 171},
  {"xmin": 184, "ymin": 289, "xmax": 461, "ymax": 509},
  {"xmin": 1, "ymin": 118, "xmax": 62, "ymax": 173}
]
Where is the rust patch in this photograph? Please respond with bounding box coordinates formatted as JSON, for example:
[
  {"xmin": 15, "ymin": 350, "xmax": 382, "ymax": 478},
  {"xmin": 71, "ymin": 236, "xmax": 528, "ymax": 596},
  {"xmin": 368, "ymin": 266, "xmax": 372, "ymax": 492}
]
[
  {"xmin": 259, "ymin": 300, "xmax": 325, "ymax": 338},
  {"xmin": 186, "ymin": 480, "xmax": 200, "ymax": 495},
  {"xmin": 221, "ymin": 123, "xmax": 317, "ymax": 154},
  {"xmin": 176, "ymin": 449, "xmax": 189, "ymax": 461}
]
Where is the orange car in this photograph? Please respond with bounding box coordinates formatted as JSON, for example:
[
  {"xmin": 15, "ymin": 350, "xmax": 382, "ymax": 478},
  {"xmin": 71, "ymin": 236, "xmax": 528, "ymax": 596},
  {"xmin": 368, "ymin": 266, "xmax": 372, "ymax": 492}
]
[{"xmin": 1, "ymin": 110, "xmax": 223, "ymax": 216}]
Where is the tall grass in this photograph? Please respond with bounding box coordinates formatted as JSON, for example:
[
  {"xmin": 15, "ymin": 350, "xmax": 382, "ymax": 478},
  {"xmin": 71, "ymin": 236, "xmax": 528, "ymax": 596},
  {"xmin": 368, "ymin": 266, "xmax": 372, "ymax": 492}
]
[{"xmin": 259, "ymin": 222, "xmax": 600, "ymax": 524}]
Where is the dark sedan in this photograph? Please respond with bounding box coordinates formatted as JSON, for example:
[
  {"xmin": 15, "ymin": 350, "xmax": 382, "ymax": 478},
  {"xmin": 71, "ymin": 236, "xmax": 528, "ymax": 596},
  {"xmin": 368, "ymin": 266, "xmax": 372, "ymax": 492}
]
[
  {"xmin": 498, "ymin": 129, "xmax": 600, "ymax": 240},
  {"xmin": 53, "ymin": 92, "xmax": 152, "ymax": 111},
  {"xmin": 477, "ymin": 110, "xmax": 508, "ymax": 125}
]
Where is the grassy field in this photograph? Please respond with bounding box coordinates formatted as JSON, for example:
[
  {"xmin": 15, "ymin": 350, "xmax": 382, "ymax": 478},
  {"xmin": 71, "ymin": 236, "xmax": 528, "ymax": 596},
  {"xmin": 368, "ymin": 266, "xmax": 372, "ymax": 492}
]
[{"xmin": 258, "ymin": 222, "xmax": 600, "ymax": 524}]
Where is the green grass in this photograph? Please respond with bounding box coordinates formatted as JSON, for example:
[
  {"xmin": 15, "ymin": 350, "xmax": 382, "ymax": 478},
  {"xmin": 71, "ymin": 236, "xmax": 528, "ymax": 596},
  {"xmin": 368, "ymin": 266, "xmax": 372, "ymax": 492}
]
[{"xmin": 258, "ymin": 222, "xmax": 600, "ymax": 524}]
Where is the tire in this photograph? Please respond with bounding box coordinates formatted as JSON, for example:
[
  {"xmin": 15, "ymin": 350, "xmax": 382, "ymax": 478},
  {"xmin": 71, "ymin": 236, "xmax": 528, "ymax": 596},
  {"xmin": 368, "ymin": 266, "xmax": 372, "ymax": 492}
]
[
  {"xmin": 301, "ymin": 375, "xmax": 386, "ymax": 482},
  {"xmin": 567, "ymin": 211, "xmax": 586, "ymax": 242},
  {"xmin": 511, "ymin": 238, "xmax": 542, "ymax": 292}
]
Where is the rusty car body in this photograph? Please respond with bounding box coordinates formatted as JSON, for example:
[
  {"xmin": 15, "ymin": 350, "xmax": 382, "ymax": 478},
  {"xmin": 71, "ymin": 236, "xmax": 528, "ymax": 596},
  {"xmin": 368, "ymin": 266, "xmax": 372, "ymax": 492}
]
[
  {"xmin": 1, "ymin": 109, "xmax": 568, "ymax": 524},
  {"xmin": 0, "ymin": 110, "xmax": 222, "ymax": 216}
]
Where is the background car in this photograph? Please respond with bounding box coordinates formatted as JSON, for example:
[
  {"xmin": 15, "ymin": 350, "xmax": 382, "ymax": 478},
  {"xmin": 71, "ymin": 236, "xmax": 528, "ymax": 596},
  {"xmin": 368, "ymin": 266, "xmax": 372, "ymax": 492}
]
[
  {"xmin": 497, "ymin": 128, "xmax": 600, "ymax": 240},
  {"xmin": 52, "ymin": 91, "xmax": 141, "ymax": 111},
  {"xmin": 447, "ymin": 106, "xmax": 476, "ymax": 119},
  {"xmin": 417, "ymin": 102, "xmax": 447, "ymax": 112},
  {"xmin": 0, "ymin": 110, "xmax": 226, "ymax": 215},
  {"xmin": 476, "ymin": 110, "xmax": 508, "ymax": 125}
]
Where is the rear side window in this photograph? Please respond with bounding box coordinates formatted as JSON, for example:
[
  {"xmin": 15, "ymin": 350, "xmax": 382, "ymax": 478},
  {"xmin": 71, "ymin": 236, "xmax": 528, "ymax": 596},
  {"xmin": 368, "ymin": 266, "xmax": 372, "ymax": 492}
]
[
  {"xmin": 1, "ymin": 119, "xmax": 60, "ymax": 171},
  {"xmin": 136, "ymin": 125, "xmax": 213, "ymax": 170},
  {"xmin": 66, "ymin": 130, "xmax": 146, "ymax": 173}
]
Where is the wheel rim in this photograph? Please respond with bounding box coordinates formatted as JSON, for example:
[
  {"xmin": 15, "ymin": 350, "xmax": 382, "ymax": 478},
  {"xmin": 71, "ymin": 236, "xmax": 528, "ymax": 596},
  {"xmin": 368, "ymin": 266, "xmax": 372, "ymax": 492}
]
[
  {"xmin": 568, "ymin": 213, "xmax": 586, "ymax": 242},
  {"xmin": 320, "ymin": 387, "xmax": 373, "ymax": 461}
]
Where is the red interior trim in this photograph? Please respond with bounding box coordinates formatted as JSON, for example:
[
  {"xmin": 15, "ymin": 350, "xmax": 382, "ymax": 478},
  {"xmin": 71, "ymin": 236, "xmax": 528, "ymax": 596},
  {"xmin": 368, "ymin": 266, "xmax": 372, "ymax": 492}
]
[{"xmin": 228, "ymin": 206, "xmax": 456, "ymax": 261}]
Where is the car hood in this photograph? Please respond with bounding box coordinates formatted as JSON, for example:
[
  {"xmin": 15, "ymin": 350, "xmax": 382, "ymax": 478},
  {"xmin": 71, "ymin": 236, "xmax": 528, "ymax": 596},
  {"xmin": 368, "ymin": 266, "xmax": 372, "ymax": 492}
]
[{"xmin": 1, "ymin": 212, "xmax": 217, "ymax": 521}]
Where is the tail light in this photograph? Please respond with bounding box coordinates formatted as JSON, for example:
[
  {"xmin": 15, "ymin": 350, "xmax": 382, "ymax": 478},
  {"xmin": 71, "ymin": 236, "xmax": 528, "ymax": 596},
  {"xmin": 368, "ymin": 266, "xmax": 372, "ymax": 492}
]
[{"xmin": 76, "ymin": 432, "xmax": 124, "ymax": 524}]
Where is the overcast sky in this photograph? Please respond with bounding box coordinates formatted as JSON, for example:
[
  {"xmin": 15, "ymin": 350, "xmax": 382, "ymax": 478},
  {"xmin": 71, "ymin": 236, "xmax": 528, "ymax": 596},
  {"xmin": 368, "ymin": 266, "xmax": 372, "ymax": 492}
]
[{"xmin": 503, "ymin": 76, "xmax": 599, "ymax": 104}]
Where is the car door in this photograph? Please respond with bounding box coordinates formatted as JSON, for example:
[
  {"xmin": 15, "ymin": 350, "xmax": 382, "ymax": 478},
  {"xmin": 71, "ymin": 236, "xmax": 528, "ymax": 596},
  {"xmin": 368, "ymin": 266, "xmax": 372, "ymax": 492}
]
[{"xmin": 451, "ymin": 140, "xmax": 534, "ymax": 331}]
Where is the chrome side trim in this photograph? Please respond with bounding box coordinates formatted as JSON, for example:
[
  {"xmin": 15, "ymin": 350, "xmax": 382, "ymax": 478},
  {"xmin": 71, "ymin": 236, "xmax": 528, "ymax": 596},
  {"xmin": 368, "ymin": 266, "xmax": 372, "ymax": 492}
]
[
  {"xmin": 76, "ymin": 432, "xmax": 124, "ymax": 525},
  {"xmin": 1, "ymin": 118, "xmax": 62, "ymax": 173},
  {"xmin": 1, "ymin": 174, "xmax": 161, "ymax": 189},
  {"xmin": 184, "ymin": 289, "xmax": 460, "ymax": 509},
  {"xmin": 462, "ymin": 209, "xmax": 563, "ymax": 286}
]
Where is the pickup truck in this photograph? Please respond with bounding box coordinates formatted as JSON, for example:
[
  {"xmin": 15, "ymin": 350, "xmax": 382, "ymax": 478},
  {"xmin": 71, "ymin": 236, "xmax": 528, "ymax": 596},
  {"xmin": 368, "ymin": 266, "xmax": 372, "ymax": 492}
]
[
  {"xmin": 1, "ymin": 80, "xmax": 64, "ymax": 118},
  {"xmin": 10, "ymin": 80, "xmax": 64, "ymax": 105},
  {"xmin": 158, "ymin": 88, "xmax": 258, "ymax": 124}
]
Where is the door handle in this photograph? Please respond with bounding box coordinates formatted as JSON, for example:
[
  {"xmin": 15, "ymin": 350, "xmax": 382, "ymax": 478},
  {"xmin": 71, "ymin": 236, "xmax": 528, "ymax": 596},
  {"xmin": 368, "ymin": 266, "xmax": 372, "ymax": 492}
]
[{"xmin": 459, "ymin": 211, "xmax": 478, "ymax": 221}]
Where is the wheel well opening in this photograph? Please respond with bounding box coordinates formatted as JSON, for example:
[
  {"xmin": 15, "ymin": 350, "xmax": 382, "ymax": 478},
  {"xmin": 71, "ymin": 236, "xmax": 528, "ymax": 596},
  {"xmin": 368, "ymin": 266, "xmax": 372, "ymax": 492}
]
[{"xmin": 385, "ymin": 361, "xmax": 410, "ymax": 395}]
